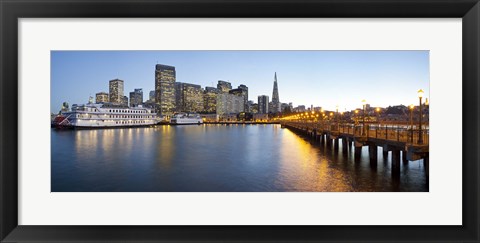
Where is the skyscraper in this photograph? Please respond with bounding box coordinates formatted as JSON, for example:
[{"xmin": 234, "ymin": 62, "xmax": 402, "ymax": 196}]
[
  {"xmin": 155, "ymin": 64, "xmax": 176, "ymax": 116},
  {"xmin": 229, "ymin": 84, "xmax": 248, "ymax": 113},
  {"xmin": 175, "ymin": 82, "xmax": 204, "ymax": 112},
  {"xmin": 129, "ymin": 88, "xmax": 143, "ymax": 107},
  {"xmin": 149, "ymin": 90, "xmax": 155, "ymax": 101},
  {"xmin": 217, "ymin": 80, "xmax": 232, "ymax": 93},
  {"xmin": 95, "ymin": 92, "xmax": 109, "ymax": 104},
  {"xmin": 271, "ymin": 72, "xmax": 280, "ymax": 113},
  {"xmin": 258, "ymin": 95, "xmax": 269, "ymax": 114},
  {"xmin": 216, "ymin": 93, "xmax": 244, "ymax": 115},
  {"xmin": 203, "ymin": 87, "xmax": 218, "ymax": 113},
  {"xmin": 121, "ymin": 96, "xmax": 129, "ymax": 107},
  {"xmin": 109, "ymin": 79, "xmax": 124, "ymax": 104}
]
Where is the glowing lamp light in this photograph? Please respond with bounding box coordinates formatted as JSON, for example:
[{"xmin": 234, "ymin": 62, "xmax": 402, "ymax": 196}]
[
  {"xmin": 409, "ymin": 104, "xmax": 414, "ymax": 110},
  {"xmin": 417, "ymin": 89, "xmax": 424, "ymax": 98}
]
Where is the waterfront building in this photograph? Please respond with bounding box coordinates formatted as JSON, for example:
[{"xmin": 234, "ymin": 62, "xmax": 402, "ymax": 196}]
[
  {"xmin": 217, "ymin": 80, "xmax": 232, "ymax": 93},
  {"xmin": 253, "ymin": 113, "xmax": 269, "ymax": 122},
  {"xmin": 229, "ymin": 84, "xmax": 248, "ymax": 112},
  {"xmin": 220, "ymin": 113, "xmax": 238, "ymax": 121},
  {"xmin": 203, "ymin": 87, "xmax": 218, "ymax": 113},
  {"xmin": 216, "ymin": 93, "xmax": 244, "ymax": 115},
  {"xmin": 175, "ymin": 82, "xmax": 204, "ymax": 112},
  {"xmin": 109, "ymin": 79, "xmax": 124, "ymax": 104},
  {"xmin": 281, "ymin": 103, "xmax": 289, "ymax": 112},
  {"xmin": 200, "ymin": 113, "xmax": 219, "ymax": 122},
  {"xmin": 95, "ymin": 92, "xmax": 109, "ymax": 104},
  {"xmin": 258, "ymin": 95, "xmax": 269, "ymax": 114},
  {"xmin": 155, "ymin": 64, "xmax": 176, "ymax": 117},
  {"xmin": 271, "ymin": 72, "xmax": 281, "ymax": 113},
  {"xmin": 129, "ymin": 88, "xmax": 143, "ymax": 107}
]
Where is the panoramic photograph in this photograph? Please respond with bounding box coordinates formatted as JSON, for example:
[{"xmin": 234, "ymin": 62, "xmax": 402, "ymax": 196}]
[{"xmin": 51, "ymin": 50, "xmax": 429, "ymax": 192}]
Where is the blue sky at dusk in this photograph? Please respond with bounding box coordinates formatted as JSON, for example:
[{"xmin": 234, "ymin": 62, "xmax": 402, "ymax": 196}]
[{"xmin": 51, "ymin": 50, "xmax": 429, "ymax": 113}]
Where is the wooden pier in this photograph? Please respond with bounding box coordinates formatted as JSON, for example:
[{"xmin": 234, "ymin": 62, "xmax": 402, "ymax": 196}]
[{"xmin": 280, "ymin": 121, "xmax": 429, "ymax": 177}]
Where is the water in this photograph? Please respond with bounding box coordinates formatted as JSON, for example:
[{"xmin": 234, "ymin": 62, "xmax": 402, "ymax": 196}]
[{"xmin": 51, "ymin": 124, "xmax": 428, "ymax": 192}]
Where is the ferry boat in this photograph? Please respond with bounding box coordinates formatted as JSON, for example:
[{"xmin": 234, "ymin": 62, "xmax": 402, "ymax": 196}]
[
  {"xmin": 170, "ymin": 113, "xmax": 203, "ymax": 125},
  {"xmin": 52, "ymin": 103, "xmax": 159, "ymax": 129}
]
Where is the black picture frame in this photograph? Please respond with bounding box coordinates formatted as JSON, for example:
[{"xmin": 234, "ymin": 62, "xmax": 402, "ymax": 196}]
[{"xmin": 1, "ymin": 0, "xmax": 479, "ymax": 242}]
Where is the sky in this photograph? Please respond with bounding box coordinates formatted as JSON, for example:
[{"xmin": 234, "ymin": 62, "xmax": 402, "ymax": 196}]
[{"xmin": 51, "ymin": 50, "xmax": 429, "ymax": 113}]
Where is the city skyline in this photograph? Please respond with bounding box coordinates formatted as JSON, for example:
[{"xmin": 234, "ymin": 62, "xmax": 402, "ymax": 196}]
[{"xmin": 51, "ymin": 50, "xmax": 429, "ymax": 113}]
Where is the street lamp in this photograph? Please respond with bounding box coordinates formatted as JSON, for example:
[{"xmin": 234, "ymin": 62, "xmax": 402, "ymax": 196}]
[
  {"xmin": 417, "ymin": 89, "xmax": 424, "ymax": 144},
  {"xmin": 336, "ymin": 105, "xmax": 339, "ymax": 131},
  {"xmin": 409, "ymin": 104, "xmax": 414, "ymax": 143},
  {"xmin": 362, "ymin": 99, "xmax": 366, "ymax": 136}
]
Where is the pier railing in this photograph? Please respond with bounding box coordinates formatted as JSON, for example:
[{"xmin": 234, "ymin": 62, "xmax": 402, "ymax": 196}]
[{"xmin": 282, "ymin": 121, "xmax": 429, "ymax": 145}]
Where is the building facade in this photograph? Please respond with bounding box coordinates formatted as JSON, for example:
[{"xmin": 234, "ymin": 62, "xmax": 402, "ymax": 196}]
[
  {"xmin": 129, "ymin": 88, "xmax": 143, "ymax": 107},
  {"xmin": 229, "ymin": 84, "xmax": 248, "ymax": 112},
  {"xmin": 149, "ymin": 90, "xmax": 155, "ymax": 102},
  {"xmin": 109, "ymin": 79, "xmax": 124, "ymax": 104},
  {"xmin": 121, "ymin": 96, "xmax": 129, "ymax": 107},
  {"xmin": 175, "ymin": 82, "xmax": 204, "ymax": 112},
  {"xmin": 216, "ymin": 93, "xmax": 244, "ymax": 115},
  {"xmin": 95, "ymin": 92, "xmax": 109, "ymax": 104},
  {"xmin": 155, "ymin": 64, "xmax": 176, "ymax": 116},
  {"xmin": 217, "ymin": 80, "xmax": 232, "ymax": 93},
  {"xmin": 258, "ymin": 95, "xmax": 269, "ymax": 114},
  {"xmin": 203, "ymin": 87, "xmax": 218, "ymax": 113}
]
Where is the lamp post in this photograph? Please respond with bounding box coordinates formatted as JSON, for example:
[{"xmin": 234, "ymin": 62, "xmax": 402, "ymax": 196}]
[
  {"xmin": 409, "ymin": 104, "xmax": 414, "ymax": 143},
  {"xmin": 354, "ymin": 110, "xmax": 359, "ymax": 135},
  {"xmin": 362, "ymin": 99, "xmax": 366, "ymax": 136},
  {"xmin": 336, "ymin": 105, "xmax": 339, "ymax": 131},
  {"xmin": 340, "ymin": 111, "xmax": 344, "ymax": 132},
  {"xmin": 417, "ymin": 89, "xmax": 424, "ymax": 144}
]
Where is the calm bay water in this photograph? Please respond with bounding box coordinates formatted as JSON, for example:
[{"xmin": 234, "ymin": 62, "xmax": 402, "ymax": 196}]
[{"xmin": 51, "ymin": 124, "xmax": 428, "ymax": 192}]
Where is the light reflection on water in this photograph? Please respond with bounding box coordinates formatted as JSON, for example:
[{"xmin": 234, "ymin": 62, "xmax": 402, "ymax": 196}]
[{"xmin": 51, "ymin": 124, "xmax": 428, "ymax": 192}]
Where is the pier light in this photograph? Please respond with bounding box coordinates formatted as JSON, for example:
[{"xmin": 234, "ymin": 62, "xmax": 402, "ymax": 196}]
[
  {"xmin": 330, "ymin": 112, "xmax": 333, "ymax": 117},
  {"xmin": 409, "ymin": 104, "xmax": 414, "ymax": 110},
  {"xmin": 417, "ymin": 89, "xmax": 424, "ymax": 98},
  {"xmin": 376, "ymin": 107, "xmax": 380, "ymax": 112},
  {"xmin": 417, "ymin": 89, "xmax": 424, "ymax": 144},
  {"xmin": 355, "ymin": 110, "xmax": 358, "ymax": 114},
  {"xmin": 361, "ymin": 99, "xmax": 367, "ymax": 136}
]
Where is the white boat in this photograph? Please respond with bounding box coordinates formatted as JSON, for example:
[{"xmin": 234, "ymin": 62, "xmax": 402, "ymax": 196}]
[
  {"xmin": 170, "ymin": 113, "xmax": 203, "ymax": 125},
  {"xmin": 54, "ymin": 103, "xmax": 159, "ymax": 128}
]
